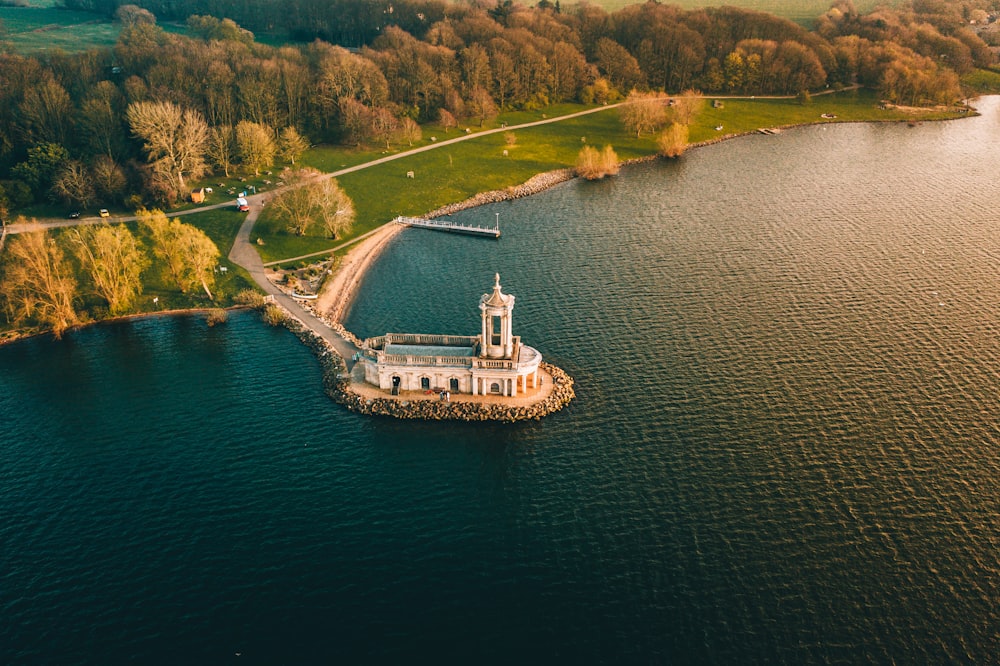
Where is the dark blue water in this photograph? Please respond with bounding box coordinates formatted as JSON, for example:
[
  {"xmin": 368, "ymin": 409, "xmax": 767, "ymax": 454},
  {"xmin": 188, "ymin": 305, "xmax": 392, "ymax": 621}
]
[{"xmin": 3, "ymin": 99, "xmax": 1000, "ymax": 664}]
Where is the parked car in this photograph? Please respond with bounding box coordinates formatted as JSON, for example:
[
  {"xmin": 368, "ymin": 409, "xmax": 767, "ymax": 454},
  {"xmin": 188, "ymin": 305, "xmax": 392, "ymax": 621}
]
[
  {"xmin": 99, "ymin": 209, "xmax": 110, "ymax": 218},
  {"xmin": 235, "ymin": 197, "xmax": 250, "ymax": 212},
  {"xmin": 68, "ymin": 212, "xmax": 80, "ymax": 219}
]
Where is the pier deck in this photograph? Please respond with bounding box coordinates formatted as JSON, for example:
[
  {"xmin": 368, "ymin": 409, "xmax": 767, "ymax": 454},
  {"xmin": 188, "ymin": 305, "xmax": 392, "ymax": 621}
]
[{"xmin": 395, "ymin": 216, "xmax": 500, "ymax": 239}]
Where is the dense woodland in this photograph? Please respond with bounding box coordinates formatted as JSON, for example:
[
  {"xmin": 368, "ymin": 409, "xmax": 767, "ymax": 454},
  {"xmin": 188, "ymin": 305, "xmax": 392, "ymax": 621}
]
[{"xmin": 0, "ymin": 0, "xmax": 996, "ymax": 214}]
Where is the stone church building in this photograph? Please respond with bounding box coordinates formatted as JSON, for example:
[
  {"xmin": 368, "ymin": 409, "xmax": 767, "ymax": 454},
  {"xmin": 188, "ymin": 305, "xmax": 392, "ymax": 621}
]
[{"xmin": 359, "ymin": 274, "xmax": 542, "ymax": 397}]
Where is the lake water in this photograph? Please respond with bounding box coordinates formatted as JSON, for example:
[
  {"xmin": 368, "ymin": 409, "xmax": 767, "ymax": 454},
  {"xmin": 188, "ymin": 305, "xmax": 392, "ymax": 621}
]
[{"xmin": 2, "ymin": 98, "xmax": 999, "ymax": 664}]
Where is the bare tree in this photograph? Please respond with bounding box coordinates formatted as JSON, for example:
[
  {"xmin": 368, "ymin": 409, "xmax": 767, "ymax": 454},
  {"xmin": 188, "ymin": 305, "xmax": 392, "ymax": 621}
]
[
  {"xmin": 467, "ymin": 85, "xmax": 498, "ymax": 127},
  {"xmin": 267, "ymin": 168, "xmax": 322, "ymax": 236},
  {"xmin": 51, "ymin": 161, "xmax": 95, "ymax": 208},
  {"xmin": 68, "ymin": 223, "xmax": 148, "ymax": 315},
  {"xmin": 618, "ymin": 90, "xmax": 669, "ymax": 138},
  {"xmin": 206, "ymin": 125, "xmax": 236, "ymax": 177},
  {"xmin": 127, "ymin": 100, "xmax": 209, "ymax": 194},
  {"xmin": 235, "ymin": 120, "xmax": 276, "ymax": 176},
  {"xmin": 339, "ymin": 98, "xmax": 373, "ymax": 146},
  {"xmin": 370, "ymin": 107, "xmax": 398, "ymax": 150},
  {"xmin": 671, "ymin": 90, "xmax": 705, "ymax": 125},
  {"xmin": 438, "ymin": 108, "xmax": 457, "ymax": 133},
  {"xmin": 398, "ymin": 117, "xmax": 421, "ymax": 147},
  {"xmin": 267, "ymin": 169, "xmax": 354, "ymax": 238},
  {"xmin": 316, "ymin": 178, "xmax": 355, "ymax": 239},
  {"xmin": 91, "ymin": 155, "xmax": 127, "ymax": 201},
  {"xmin": 0, "ymin": 221, "xmax": 80, "ymax": 338}
]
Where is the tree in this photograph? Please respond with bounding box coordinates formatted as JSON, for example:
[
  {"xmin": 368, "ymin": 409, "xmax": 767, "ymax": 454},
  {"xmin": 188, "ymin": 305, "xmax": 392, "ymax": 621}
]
[
  {"xmin": 619, "ymin": 90, "xmax": 668, "ymax": 138},
  {"xmin": 235, "ymin": 120, "xmax": 276, "ymax": 176},
  {"xmin": 127, "ymin": 101, "xmax": 209, "ymax": 196},
  {"xmin": 370, "ymin": 106, "xmax": 398, "ymax": 150},
  {"xmin": 139, "ymin": 209, "xmax": 219, "ymax": 299},
  {"xmin": 116, "ymin": 4, "xmax": 156, "ymax": 27},
  {"xmin": 398, "ymin": 117, "xmax": 421, "ymax": 146},
  {"xmin": 339, "ymin": 98, "xmax": 373, "ymax": 146},
  {"xmin": 656, "ymin": 122, "xmax": 689, "ymax": 158},
  {"xmin": 467, "ymin": 85, "xmax": 498, "ymax": 127},
  {"xmin": 90, "ymin": 155, "xmax": 127, "ymax": 202},
  {"xmin": 17, "ymin": 77, "xmax": 73, "ymax": 146},
  {"xmin": 0, "ymin": 221, "xmax": 80, "ymax": 338},
  {"xmin": 671, "ymin": 90, "xmax": 704, "ymax": 126},
  {"xmin": 279, "ymin": 126, "xmax": 309, "ymax": 165},
  {"xmin": 266, "ymin": 168, "xmax": 322, "ymax": 236},
  {"xmin": 267, "ymin": 169, "xmax": 354, "ymax": 238},
  {"xmin": 79, "ymin": 81, "xmax": 127, "ymax": 159},
  {"xmin": 206, "ymin": 125, "xmax": 236, "ymax": 178},
  {"xmin": 10, "ymin": 142, "xmax": 69, "ymax": 198},
  {"xmin": 594, "ymin": 38, "xmax": 642, "ymax": 93},
  {"xmin": 68, "ymin": 223, "xmax": 148, "ymax": 315},
  {"xmin": 315, "ymin": 178, "xmax": 355, "ymax": 239},
  {"xmin": 438, "ymin": 108, "xmax": 457, "ymax": 133},
  {"xmin": 51, "ymin": 161, "xmax": 95, "ymax": 209}
]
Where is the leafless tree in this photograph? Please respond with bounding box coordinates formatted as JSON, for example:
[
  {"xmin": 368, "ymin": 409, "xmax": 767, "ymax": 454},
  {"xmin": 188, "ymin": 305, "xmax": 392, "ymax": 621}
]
[{"xmin": 127, "ymin": 100, "xmax": 209, "ymax": 193}]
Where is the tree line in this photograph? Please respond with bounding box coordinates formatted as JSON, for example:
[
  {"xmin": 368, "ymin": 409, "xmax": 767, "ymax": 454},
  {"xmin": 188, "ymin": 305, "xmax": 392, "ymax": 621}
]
[{"xmin": 0, "ymin": 0, "xmax": 993, "ymax": 214}]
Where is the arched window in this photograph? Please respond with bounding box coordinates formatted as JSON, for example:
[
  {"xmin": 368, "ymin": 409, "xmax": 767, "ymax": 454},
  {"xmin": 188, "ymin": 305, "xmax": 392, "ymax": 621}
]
[
  {"xmin": 450, "ymin": 378, "xmax": 459, "ymax": 391},
  {"xmin": 421, "ymin": 377, "xmax": 430, "ymax": 390},
  {"xmin": 490, "ymin": 382, "xmax": 501, "ymax": 394}
]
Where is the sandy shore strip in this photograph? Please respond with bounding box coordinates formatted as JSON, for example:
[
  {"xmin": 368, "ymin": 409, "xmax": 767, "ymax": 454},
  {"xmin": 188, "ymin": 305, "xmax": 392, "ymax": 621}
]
[{"xmin": 316, "ymin": 221, "xmax": 406, "ymax": 325}]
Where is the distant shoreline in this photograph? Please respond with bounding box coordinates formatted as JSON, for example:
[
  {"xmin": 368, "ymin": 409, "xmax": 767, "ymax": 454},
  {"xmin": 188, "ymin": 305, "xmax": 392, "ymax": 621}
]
[{"xmin": 1, "ymin": 104, "xmax": 977, "ymax": 349}]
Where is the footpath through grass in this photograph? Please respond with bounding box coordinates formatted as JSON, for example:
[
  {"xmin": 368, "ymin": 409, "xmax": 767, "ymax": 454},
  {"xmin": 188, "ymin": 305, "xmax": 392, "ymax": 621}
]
[{"xmin": 255, "ymin": 89, "xmax": 963, "ymax": 265}]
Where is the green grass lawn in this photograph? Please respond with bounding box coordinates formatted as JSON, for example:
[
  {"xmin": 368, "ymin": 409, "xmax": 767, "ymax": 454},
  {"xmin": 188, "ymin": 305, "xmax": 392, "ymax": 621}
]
[
  {"xmin": 254, "ymin": 89, "xmax": 962, "ymax": 264},
  {"xmin": 0, "ymin": 5, "xmax": 119, "ymax": 53},
  {"xmin": 584, "ymin": 0, "xmax": 890, "ymax": 25},
  {"xmin": 962, "ymin": 68, "xmax": 1000, "ymax": 95}
]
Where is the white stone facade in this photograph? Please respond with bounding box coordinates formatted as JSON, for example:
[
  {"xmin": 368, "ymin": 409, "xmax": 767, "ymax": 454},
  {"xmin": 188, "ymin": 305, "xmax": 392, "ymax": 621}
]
[{"xmin": 359, "ymin": 275, "xmax": 542, "ymax": 397}]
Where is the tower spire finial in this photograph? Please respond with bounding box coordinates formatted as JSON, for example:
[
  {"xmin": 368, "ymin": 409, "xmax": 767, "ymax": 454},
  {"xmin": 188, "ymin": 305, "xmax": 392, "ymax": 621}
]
[{"xmin": 495, "ymin": 272, "xmax": 501, "ymax": 288}]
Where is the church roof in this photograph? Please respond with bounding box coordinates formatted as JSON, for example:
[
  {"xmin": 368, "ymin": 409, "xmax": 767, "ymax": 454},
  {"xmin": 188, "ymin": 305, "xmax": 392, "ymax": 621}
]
[{"xmin": 482, "ymin": 273, "xmax": 513, "ymax": 307}]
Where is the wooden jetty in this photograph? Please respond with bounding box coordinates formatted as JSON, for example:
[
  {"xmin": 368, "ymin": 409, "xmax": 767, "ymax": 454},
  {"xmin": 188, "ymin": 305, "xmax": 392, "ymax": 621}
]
[{"xmin": 395, "ymin": 215, "xmax": 500, "ymax": 239}]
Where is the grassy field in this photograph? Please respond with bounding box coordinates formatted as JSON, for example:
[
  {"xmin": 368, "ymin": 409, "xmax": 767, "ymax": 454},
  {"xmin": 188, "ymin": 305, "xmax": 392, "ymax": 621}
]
[
  {"xmin": 578, "ymin": 0, "xmax": 889, "ymax": 25},
  {"xmin": 962, "ymin": 68, "xmax": 1000, "ymax": 94},
  {"xmin": 254, "ymin": 88, "xmax": 964, "ymax": 265}
]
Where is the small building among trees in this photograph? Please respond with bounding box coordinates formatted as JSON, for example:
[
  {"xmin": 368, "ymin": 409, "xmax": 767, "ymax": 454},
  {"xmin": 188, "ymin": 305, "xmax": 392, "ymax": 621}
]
[{"xmin": 190, "ymin": 188, "xmax": 206, "ymax": 203}]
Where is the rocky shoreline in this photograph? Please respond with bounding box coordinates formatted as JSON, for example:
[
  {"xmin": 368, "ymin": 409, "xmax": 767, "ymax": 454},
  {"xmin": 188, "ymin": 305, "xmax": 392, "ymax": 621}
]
[{"xmin": 422, "ymin": 168, "xmax": 576, "ymax": 219}]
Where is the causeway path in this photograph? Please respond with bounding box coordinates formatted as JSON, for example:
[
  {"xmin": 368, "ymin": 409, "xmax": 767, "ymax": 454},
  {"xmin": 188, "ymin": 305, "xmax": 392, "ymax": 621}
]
[{"xmin": 228, "ymin": 201, "xmax": 361, "ymax": 367}]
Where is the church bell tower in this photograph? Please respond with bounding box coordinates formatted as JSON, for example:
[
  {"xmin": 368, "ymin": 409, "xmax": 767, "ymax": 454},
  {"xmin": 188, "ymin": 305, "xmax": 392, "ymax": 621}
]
[{"xmin": 480, "ymin": 273, "xmax": 515, "ymax": 359}]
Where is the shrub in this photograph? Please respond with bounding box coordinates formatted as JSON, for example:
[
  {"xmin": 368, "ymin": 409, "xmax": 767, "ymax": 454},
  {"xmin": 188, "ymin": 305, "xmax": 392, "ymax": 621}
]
[
  {"xmin": 262, "ymin": 303, "xmax": 286, "ymax": 326},
  {"xmin": 234, "ymin": 289, "xmax": 266, "ymax": 309},
  {"xmin": 206, "ymin": 308, "xmax": 228, "ymax": 326},
  {"xmin": 575, "ymin": 145, "xmax": 620, "ymax": 180},
  {"xmin": 656, "ymin": 123, "xmax": 689, "ymax": 158}
]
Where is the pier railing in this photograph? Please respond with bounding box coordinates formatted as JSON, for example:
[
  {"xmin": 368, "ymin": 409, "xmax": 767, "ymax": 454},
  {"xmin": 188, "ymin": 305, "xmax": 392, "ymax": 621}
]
[{"xmin": 395, "ymin": 216, "xmax": 500, "ymax": 239}]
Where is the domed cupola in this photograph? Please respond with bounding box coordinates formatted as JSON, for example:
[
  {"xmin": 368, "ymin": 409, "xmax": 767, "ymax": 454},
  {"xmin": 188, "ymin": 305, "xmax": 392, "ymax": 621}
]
[{"xmin": 480, "ymin": 273, "xmax": 515, "ymax": 359}]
